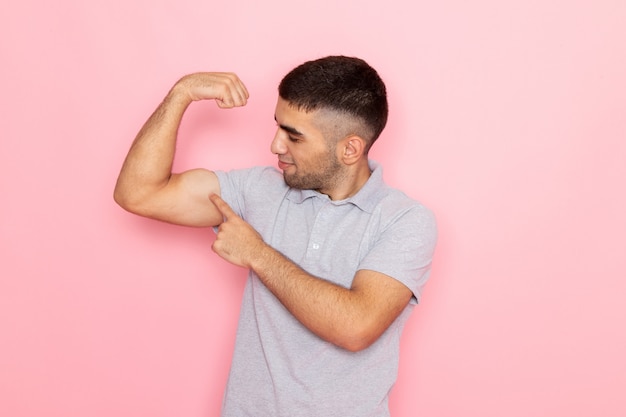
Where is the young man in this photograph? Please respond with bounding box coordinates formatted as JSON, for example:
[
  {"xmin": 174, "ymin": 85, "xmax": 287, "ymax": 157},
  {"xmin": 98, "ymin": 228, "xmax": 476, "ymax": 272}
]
[{"xmin": 114, "ymin": 56, "xmax": 437, "ymax": 417}]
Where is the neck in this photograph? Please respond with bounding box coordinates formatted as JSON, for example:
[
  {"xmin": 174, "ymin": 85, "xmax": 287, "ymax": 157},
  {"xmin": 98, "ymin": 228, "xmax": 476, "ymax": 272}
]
[{"xmin": 320, "ymin": 160, "xmax": 371, "ymax": 201}]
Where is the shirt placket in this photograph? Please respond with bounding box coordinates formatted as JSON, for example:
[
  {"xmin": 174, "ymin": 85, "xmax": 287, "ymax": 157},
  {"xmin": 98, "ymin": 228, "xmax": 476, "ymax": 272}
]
[{"xmin": 305, "ymin": 202, "xmax": 333, "ymax": 263}]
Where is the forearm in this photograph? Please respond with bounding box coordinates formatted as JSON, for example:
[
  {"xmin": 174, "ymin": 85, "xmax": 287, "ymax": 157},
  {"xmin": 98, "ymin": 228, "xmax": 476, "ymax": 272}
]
[
  {"xmin": 250, "ymin": 244, "xmax": 371, "ymax": 351},
  {"xmin": 209, "ymin": 193, "xmax": 413, "ymax": 351},
  {"xmin": 114, "ymin": 85, "xmax": 192, "ymax": 208}
]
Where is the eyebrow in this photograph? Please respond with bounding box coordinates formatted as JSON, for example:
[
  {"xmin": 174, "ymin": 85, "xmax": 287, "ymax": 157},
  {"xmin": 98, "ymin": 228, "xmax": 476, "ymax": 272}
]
[{"xmin": 274, "ymin": 115, "xmax": 304, "ymax": 136}]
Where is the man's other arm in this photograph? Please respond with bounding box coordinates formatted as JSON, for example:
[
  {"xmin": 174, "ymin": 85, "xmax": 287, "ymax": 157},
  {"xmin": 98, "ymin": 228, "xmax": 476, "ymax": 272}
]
[
  {"xmin": 209, "ymin": 194, "xmax": 415, "ymax": 352},
  {"xmin": 113, "ymin": 73, "xmax": 249, "ymax": 227}
]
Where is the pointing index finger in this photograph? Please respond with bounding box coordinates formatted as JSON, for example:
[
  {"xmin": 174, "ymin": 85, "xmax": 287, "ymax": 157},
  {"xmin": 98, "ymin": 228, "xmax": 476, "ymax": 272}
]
[{"xmin": 209, "ymin": 193, "xmax": 237, "ymax": 219}]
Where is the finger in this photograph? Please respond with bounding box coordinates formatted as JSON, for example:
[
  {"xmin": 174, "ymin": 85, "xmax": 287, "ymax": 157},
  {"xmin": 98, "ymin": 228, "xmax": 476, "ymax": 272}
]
[
  {"xmin": 209, "ymin": 193, "xmax": 238, "ymax": 219},
  {"xmin": 221, "ymin": 72, "xmax": 250, "ymax": 107},
  {"xmin": 216, "ymin": 88, "xmax": 247, "ymax": 109},
  {"xmin": 227, "ymin": 86, "xmax": 248, "ymax": 108},
  {"xmin": 237, "ymin": 79, "xmax": 250, "ymax": 101},
  {"xmin": 226, "ymin": 74, "xmax": 249, "ymax": 106},
  {"xmin": 216, "ymin": 99, "xmax": 235, "ymax": 109}
]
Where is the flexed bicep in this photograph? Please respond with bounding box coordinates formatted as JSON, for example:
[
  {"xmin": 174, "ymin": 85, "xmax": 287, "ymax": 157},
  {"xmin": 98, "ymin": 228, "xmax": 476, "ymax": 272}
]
[
  {"xmin": 130, "ymin": 168, "xmax": 224, "ymax": 227},
  {"xmin": 114, "ymin": 71, "xmax": 249, "ymax": 227}
]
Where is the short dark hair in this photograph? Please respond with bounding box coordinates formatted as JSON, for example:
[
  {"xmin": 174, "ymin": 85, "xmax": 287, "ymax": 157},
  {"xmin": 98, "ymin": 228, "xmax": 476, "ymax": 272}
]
[{"xmin": 278, "ymin": 56, "xmax": 388, "ymax": 146}]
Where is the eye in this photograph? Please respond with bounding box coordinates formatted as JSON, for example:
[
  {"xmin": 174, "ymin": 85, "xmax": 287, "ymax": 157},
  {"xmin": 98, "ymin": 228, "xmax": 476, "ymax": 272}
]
[{"xmin": 288, "ymin": 135, "xmax": 301, "ymax": 143}]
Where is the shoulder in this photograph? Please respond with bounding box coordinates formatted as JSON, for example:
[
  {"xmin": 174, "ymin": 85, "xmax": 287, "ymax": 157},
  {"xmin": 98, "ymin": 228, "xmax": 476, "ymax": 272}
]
[
  {"xmin": 353, "ymin": 162, "xmax": 437, "ymax": 238},
  {"xmin": 215, "ymin": 165, "xmax": 288, "ymax": 200},
  {"xmin": 215, "ymin": 166, "xmax": 288, "ymax": 220},
  {"xmin": 371, "ymin": 182, "xmax": 436, "ymax": 233}
]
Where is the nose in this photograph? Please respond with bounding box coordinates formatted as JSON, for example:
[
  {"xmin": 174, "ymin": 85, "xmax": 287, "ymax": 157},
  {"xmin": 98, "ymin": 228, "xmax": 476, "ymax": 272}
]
[{"xmin": 271, "ymin": 129, "xmax": 288, "ymax": 155}]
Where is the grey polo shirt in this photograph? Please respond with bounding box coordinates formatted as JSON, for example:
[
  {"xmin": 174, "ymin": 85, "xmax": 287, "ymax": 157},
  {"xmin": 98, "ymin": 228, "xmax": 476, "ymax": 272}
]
[{"xmin": 215, "ymin": 161, "xmax": 437, "ymax": 417}]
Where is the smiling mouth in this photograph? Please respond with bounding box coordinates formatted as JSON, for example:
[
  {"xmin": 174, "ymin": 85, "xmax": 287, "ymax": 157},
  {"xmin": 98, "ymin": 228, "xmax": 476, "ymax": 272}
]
[{"xmin": 278, "ymin": 160, "xmax": 294, "ymax": 170}]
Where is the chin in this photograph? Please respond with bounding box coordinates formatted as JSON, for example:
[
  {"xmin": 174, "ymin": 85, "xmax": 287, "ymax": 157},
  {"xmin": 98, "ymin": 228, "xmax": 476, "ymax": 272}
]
[{"xmin": 283, "ymin": 174, "xmax": 309, "ymax": 190}]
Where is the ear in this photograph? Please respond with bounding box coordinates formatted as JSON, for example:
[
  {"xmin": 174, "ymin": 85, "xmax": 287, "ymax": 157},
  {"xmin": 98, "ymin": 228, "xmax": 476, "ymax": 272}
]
[{"xmin": 339, "ymin": 135, "xmax": 367, "ymax": 165}]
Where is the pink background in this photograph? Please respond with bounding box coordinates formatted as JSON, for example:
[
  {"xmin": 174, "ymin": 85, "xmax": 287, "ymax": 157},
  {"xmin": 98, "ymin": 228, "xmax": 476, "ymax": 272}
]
[{"xmin": 1, "ymin": 1, "xmax": 625, "ymax": 416}]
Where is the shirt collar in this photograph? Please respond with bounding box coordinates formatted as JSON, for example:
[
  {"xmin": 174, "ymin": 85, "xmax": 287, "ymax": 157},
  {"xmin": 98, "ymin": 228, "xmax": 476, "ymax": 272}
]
[{"xmin": 285, "ymin": 160, "xmax": 386, "ymax": 213}]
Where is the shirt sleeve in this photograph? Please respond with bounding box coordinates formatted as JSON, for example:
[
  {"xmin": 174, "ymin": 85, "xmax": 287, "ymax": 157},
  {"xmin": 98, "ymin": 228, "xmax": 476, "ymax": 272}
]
[
  {"xmin": 358, "ymin": 203, "xmax": 438, "ymax": 304},
  {"xmin": 214, "ymin": 166, "xmax": 289, "ymax": 237}
]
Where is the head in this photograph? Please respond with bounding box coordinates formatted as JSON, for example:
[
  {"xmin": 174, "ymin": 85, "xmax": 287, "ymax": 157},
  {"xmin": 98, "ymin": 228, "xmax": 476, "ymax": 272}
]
[
  {"xmin": 271, "ymin": 56, "xmax": 388, "ymax": 198},
  {"xmin": 278, "ymin": 55, "xmax": 388, "ymax": 153}
]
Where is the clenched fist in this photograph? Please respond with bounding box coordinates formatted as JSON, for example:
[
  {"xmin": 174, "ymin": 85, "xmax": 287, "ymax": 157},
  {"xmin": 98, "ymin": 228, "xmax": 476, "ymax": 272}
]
[{"xmin": 174, "ymin": 72, "xmax": 250, "ymax": 108}]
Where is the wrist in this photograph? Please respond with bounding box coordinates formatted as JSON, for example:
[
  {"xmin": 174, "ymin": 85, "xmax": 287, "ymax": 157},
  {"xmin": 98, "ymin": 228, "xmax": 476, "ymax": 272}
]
[
  {"xmin": 248, "ymin": 241, "xmax": 278, "ymax": 275},
  {"xmin": 167, "ymin": 79, "xmax": 195, "ymax": 107}
]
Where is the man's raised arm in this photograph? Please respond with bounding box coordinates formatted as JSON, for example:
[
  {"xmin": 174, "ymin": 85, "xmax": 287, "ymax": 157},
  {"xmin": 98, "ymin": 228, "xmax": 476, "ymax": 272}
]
[{"xmin": 113, "ymin": 72, "xmax": 249, "ymax": 227}]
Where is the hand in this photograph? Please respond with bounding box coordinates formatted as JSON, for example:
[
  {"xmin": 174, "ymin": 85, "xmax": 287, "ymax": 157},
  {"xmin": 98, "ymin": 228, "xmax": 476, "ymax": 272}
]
[
  {"xmin": 175, "ymin": 72, "xmax": 249, "ymax": 108},
  {"xmin": 209, "ymin": 194, "xmax": 265, "ymax": 268}
]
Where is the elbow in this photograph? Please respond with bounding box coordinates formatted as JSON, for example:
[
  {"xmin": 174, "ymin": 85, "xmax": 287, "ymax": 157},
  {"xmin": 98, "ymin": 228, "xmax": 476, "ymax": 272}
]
[
  {"xmin": 113, "ymin": 184, "xmax": 144, "ymax": 215},
  {"xmin": 113, "ymin": 187, "xmax": 127, "ymax": 209},
  {"xmin": 113, "ymin": 186, "xmax": 132, "ymax": 211},
  {"xmin": 336, "ymin": 325, "xmax": 381, "ymax": 353},
  {"xmin": 341, "ymin": 340, "xmax": 373, "ymax": 353}
]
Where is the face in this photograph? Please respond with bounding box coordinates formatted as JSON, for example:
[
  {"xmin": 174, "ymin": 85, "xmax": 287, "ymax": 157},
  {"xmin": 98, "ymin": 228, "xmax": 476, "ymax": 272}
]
[{"xmin": 271, "ymin": 98, "xmax": 346, "ymax": 193}]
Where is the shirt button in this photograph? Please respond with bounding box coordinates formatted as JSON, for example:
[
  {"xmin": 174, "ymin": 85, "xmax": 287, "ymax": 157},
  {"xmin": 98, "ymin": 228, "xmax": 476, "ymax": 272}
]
[{"xmin": 312, "ymin": 243, "xmax": 320, "ymax": 250}]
